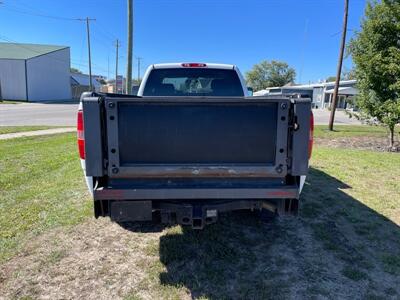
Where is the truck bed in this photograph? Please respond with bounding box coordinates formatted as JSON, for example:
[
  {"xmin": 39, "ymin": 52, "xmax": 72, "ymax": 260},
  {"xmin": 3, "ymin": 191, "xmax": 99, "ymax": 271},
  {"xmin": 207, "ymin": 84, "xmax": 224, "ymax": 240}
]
[{"xmin": 81, "ymin": 93, "xmax": 311, "ymax": 227}]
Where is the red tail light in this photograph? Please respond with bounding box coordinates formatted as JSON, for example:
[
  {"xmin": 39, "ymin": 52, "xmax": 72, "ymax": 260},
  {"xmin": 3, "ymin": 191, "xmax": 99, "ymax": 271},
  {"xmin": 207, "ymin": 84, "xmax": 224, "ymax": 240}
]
[
  {"xmin": 77, "ymin": 110, "xmax": 85, "ymax": 159},
  {"xmin": 308, "ymin": 111, "xmax": 314, "ymax": 159},
  {"xmin": 181, "ymin": 63, "xmax": 207, "ymax": 68}
]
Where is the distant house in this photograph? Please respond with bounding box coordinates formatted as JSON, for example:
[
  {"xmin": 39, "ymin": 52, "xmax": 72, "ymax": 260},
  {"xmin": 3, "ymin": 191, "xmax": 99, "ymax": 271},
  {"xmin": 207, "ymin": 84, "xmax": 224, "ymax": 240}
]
[
  {"xmin": 70, "ymin": 72, "xmax": 102, "ymax": 98},
  {"xmin": 0, "ymin": 42, "xmax": 71, "ymax": 101},
  {"xmin": 254, "ymin": 80, "xmax": 358, "ymax": 109},
  {"xmin": 100, "ymin": 78, "xmax": 140, "ymax": 95},
  {"xmin": 93, "ymin": 74, "xmax": 107, "ymax": 83}
]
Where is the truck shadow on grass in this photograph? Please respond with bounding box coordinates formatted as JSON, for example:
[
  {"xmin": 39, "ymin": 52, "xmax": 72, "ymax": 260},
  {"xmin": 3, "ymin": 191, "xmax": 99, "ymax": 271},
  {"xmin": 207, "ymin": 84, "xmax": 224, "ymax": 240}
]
[{"xmin": 154, "ymin": 168, "xmax": 400, "ymax": 299}]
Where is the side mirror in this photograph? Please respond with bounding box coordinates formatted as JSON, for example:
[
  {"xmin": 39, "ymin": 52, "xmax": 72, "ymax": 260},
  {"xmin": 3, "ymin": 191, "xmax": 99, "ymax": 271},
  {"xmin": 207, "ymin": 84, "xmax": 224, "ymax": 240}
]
[{"xmin": 247, "ymin": 87, "xmax": 254, "ymax": 96}]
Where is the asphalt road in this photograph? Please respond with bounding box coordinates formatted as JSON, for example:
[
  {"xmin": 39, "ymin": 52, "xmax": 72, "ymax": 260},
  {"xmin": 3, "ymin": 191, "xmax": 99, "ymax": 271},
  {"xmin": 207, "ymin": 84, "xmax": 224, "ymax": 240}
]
[
  {"xmin": 312, "ymin": 108, "xmax": 361, "ymax": 125},
  {"xmin": 0, "ymin": 102, "xmax": 78, "ymax": 126},
  {"xmin": 0, "ymin": 102, "xmax": 361, "ymax": 126}
]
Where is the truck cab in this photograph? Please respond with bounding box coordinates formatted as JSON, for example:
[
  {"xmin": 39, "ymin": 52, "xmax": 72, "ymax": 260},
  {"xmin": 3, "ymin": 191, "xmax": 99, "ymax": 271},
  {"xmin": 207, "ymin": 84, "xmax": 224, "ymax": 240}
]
[{"xmin": 137, "ymin": 63, "xmax": 249, "ymax": 97}]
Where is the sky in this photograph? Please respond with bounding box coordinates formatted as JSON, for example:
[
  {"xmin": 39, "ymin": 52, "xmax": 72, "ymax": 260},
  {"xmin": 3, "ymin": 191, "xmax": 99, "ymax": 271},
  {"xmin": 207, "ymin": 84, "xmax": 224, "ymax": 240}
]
[{"xmin": 0, "ymin": 0, "xmax": 367, "ymax": 84}]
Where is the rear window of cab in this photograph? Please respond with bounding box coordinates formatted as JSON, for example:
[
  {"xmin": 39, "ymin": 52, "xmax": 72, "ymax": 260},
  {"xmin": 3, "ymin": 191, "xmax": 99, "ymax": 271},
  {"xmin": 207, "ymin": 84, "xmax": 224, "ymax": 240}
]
[{"xmin": 143, "ymin": 68, "xmax": 244, "ymax": 97}]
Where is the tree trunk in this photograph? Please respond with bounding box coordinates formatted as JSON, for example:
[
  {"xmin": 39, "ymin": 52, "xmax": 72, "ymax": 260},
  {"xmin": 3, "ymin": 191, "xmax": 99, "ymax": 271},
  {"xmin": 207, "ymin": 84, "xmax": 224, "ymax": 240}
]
[{"xmin": 389, "ymin": 125, "xmax": 395, "ymax": 149}]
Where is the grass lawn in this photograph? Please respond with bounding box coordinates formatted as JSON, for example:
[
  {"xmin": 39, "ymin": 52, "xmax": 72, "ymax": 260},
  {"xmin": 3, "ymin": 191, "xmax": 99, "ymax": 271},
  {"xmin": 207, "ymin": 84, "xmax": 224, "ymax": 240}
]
[
  {"xmin": 311, "ymin": 145, "xmax": 400, "ymax": 222},
  {"xmin": 314, "ymin": 124, "xmax": 394, "ymax": 138},
  {"xmin": 0, "ymin": 100, "xmax": 25, "ymax": 105},
  {"xmin": 0, "ymin": 127, "xmax": 399, "ymax": 299},
  {"xmin": 132, "ymin": 146, "xmax": 400, "ymax": 299},
  {"xmin": 0, "ymin": 133, "xmax": 91, "ymax": 262},
  {"xmin": 0, "ymin": 126, "xmax": 63, "ymax": 135}
]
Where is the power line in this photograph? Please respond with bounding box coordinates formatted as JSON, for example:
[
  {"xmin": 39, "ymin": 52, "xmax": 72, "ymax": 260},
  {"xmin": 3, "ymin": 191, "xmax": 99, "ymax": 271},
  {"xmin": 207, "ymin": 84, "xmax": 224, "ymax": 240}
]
[
  {"xmin": 90, "ymin": 34, "xmax": 116, "ymax": 53},
  {"xmin": 1, "ymin": 2, "xmax": 120, "ymax": 47},
  {"xmin": 1, "ymin": 3, "xmax": 119, "ymax": 47},
  {"xmin": 71, "ymin": 59, "xmax": 108, "ymax": 72},
  {"xmin": 330, "ymin": 28, "xmax": 355, "ymax": 37},
  {"xmin": 0, "ymin": 34, "xmax": 109, "ymax": 74},
  {"xmin": 91, "ymin": 29, "xmax": 115, "ymax": 47},
  {"xmin": 2, "ymin": 2, "xmax": 122, "ymax": 45},
  {"xmin": 1, "ymin": 2, "xmax": 120, "ymax": 75},
  {"xmin": 0, "ymin": 0, "xmax": 116, "ymax": 76},
  {"xmin": 93, "ymin": 22, "xmax": 120, "ymax": 42},
  {"xmin": 1, "ymin": 3, "xmax": 80, "ymax": 21}
]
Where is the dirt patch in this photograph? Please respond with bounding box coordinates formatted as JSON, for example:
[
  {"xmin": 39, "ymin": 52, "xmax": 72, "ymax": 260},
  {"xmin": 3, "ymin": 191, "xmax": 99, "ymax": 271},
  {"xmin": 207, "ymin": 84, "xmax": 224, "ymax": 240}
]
[
  {"xmin": 315, "ymin": 136, "xmax": 400, "ymax": 152},
  {"xmin": 0, "ymin": 219, "xmax": 163, "ymax": 300},
  {"xmin": 1, "ymin": 197, "xmax": 399, "ymax": 299}
]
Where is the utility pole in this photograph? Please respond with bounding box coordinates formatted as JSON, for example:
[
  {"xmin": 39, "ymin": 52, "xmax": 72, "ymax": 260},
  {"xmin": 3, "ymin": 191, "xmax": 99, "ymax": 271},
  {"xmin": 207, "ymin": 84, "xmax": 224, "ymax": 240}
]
[
  {"xmin": 136, "ymin": 57, "xmax": 142, "ymax": 81},
  {"xmin": 78, "ymin": 17, "xmax": 96, "ymax": 91},
  {"xmin": 328, "ymin": 0, "xmax": 349, "ymax": 131},
  {"xmin": 126, "ymin": 0, "xmax": 133, "ymax": 94},
  {"xmin": 115, "ymin": 39, "xmax": 120, "ymax": 93}
]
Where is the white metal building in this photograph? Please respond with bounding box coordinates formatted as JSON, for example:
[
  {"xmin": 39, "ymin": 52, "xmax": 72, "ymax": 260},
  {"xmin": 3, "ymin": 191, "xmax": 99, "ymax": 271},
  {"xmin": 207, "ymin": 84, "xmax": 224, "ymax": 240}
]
[
  {"xmin": 70, "ymin": 72, "xmax": 102, "ymax": 99},
  {"xmin": 254, "ymin": 80, "xmax": 358, "ymax": 109},
  {"xmin": 0, "ymin": 42, "xmax": 71, "ymax": 101}
]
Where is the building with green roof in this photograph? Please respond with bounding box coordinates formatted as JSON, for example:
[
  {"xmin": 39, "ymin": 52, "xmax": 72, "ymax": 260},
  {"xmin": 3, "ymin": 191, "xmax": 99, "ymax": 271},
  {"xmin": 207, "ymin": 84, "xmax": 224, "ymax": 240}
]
[{"xmin": 0, "ymin": 42, "xmax": 71, "ymax": 101}]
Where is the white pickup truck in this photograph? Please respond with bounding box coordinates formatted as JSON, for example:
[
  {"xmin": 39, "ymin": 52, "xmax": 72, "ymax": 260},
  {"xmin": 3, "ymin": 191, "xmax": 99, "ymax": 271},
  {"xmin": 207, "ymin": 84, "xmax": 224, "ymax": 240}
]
[{"xmin": 78, "ymin": 62, "xmax": 313, "ymax": 229}]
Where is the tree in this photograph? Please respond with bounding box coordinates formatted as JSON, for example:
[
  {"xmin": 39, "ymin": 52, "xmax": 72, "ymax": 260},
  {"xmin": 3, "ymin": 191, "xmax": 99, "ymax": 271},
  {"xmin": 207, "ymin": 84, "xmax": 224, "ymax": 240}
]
[
  {"xmin": 348, "ymin": 0, "xmax": 400, "ymax": 149},
  {"xmin": 132, "ymin": 79, "xmax": 142, "ymax": 86},
  {"xmin": 98, "ymin": 78, "xmax": 107, "ymax": 85},
  {"xmin": 326, "ymin": 76, "xmax": 337, "ymax": 82},
  {"xmin": 326, "ymin": 68, "xmax": 356, "ymax": 82},
  {"xmin": 245, "ymin": 60, "xmax": 296, "ymax": 91},
  {"xmin": 341, "ymin": 67, "xmax": 356, "ymax": 80},
  {"xmin": 70, "ymin": 67, "xmax": 82, "ymax": 74}
]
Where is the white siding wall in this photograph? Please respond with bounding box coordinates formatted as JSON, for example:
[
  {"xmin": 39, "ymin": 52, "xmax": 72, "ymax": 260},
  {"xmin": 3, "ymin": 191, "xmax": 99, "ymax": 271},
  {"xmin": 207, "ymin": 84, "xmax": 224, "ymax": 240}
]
[
  {"xmin": 312, "ymin": 87, "xmax": 324, "ymax": 109},
  {"xmin": 26, "ymin": 47, "xmax": 71, "ymax": 101},
  {"xmin": 0, "ymin": 59, "xmax": 27, "ymax": 100}
]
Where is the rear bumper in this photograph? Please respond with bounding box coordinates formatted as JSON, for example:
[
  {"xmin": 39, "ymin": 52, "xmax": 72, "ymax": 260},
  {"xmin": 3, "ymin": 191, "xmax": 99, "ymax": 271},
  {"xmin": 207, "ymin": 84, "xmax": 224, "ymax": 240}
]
[
  {"xmin": 97, "ymin": 198, "xmax": 299, "ymax": 229},
  {"xmin": 93, "ymin": 185, "xmax": 299, "ymax": 200},
  {"xmin": 92, "ymin": 179, "xmax": 302, "ymax": 229}
]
